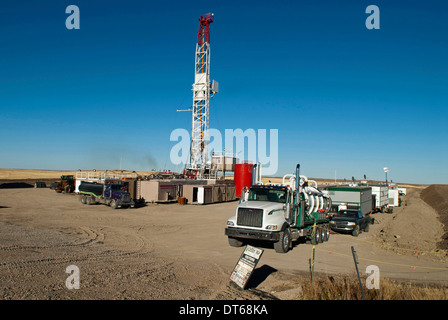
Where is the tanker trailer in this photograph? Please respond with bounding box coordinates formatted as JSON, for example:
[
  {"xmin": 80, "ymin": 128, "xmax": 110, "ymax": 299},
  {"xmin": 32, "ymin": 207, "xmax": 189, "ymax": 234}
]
[{"xmin": 79, "ymin": 181, "xmax": 135, "ymax": 209}]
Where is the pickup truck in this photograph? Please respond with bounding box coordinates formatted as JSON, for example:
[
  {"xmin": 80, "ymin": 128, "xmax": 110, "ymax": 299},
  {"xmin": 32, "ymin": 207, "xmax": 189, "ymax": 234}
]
[{"xmin": 329, "ymin": 209, "xmax": 372, "ymax": 237}]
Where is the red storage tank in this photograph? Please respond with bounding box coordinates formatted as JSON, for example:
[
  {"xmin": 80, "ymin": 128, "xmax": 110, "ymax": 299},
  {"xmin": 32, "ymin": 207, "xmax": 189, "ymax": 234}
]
[{"xmin": 234, "ymin": 162, "xmax": 254, "ymax": 198}]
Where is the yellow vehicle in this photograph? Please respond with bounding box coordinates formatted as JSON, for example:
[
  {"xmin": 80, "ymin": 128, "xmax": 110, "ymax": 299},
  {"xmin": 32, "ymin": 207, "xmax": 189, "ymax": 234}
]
[{"xmin": 51, "ymin": 175, "xmax": 75, "ymax": 193}]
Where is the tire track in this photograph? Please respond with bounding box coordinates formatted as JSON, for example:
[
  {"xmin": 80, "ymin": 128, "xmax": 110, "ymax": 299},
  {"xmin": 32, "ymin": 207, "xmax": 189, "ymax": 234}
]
[
  {"xmin": 0, "ymin": 226, "xmax": 104, "ymax": 252},
  {"xmin": 0, "ymin": 227, "xmax": 150, "ymax": 271}
]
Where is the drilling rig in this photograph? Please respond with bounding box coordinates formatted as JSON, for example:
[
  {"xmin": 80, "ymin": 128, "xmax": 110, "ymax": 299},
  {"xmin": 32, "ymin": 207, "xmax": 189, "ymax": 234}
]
[{"xmin": 181, "ymin": 13, "xmax": 219, "ymax": 179}]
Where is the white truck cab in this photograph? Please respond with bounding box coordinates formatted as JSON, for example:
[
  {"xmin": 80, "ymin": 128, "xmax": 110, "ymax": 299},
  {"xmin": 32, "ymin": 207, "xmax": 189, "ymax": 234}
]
[{"xmin": 225, "ymin": 164, "xmax": 333, "ymax": 253}]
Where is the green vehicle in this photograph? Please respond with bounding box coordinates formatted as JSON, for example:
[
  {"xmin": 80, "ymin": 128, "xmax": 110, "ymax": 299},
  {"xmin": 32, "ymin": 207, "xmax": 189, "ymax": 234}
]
[{"xmin": 225, "ymin": 164, "xmax": 333, "ymax": 253}]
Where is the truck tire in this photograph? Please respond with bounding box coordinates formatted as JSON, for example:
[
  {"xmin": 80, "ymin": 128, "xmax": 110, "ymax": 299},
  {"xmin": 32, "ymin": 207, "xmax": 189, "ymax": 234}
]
[
  {"xmin": 274, "ymin": 228, "xmax": 291, "ymax": 253},
  {"xmin": 228, "ymin": 237, "xmax": 243, "ymax": 247},
  {"xmin": 110, "ymin": 200, "xmax": 118, "ymax": 209},
  {"xmin": 320, "ymin": 227, "xmax": 326, "ymax": 243},
  {"xmin": 352, "ymin": 225, "xmax": 360, "ymax": 237},
  {"xmin": 86, "ymin": 196, "xmax": 95, "ymax": 205},
  {"xmin": 80, "ymin": 195, "xmax": 87, "ymax": 204},
  {"xmin": 310, "ymin": 226, "xmax": 320, "ymax": 245},
  {"xmin": 322, "ymin": 224, "xmax": 330, "ymax": 242},
  {"xmin": 317, "ymin": 227, "xmax": 324, "ymax": 243}
]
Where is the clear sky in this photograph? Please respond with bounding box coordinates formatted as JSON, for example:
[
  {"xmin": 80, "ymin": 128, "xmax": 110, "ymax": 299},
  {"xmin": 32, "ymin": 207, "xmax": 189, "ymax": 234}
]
[{"xmin": 0, "ymin": 0, "xmax": 447, "ymax": 184}]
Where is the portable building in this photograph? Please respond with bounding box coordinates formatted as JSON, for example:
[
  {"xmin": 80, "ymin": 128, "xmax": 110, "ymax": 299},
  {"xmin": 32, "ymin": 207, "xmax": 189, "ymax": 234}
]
[
  {"xmin": 370, "ymin": 184, "xmax": 389, "ymax": 212},
  {"xmin": 323, "ymin": 186, "xmax": 372, "ymax": 215}
]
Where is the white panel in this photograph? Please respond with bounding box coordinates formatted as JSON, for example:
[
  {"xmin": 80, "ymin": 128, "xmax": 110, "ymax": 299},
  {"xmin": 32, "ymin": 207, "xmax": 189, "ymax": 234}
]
[
  {"xmin": 212, "ymin": 80, "xmax": 219, "ymax": 93},
  {"xmin": 198, "ymin": 187, "xmax": 204, "ymax": 204},
  {"xmin": 75, "ymin": 180, "xmax": 81, "ymax": 193},
  {"xmin": 193, "ymin": 83, "xmax": 207, "ymax": 100},
  {"xmin": 195, "ymin": 73, "xmax": 207, "ymax": 84},
  {"xmin": 388, "ymin": 189, "xmax": 399, "ymax": 206}
]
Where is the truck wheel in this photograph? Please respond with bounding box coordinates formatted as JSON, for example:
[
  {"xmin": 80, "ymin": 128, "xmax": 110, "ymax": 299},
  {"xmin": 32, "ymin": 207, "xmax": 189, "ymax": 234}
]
[
  {"xmin": 80, "ymin": 195, "xmax": 87, "ymax": 204},
  {"xmin": 228, "ymin": 237, "xmax": 243, "ymax": 247},
  {"xmin": 352, "ymin": 225, "xmax": 360, "ymax": 237},
  {"xmin": 64, "ymin": 186, "xmax": 70, "ymax": 193},
  {"xmin": 274, "ymin": 229, "xmax": 291, "ymax": 253},
  {"xmin": 322, "ymin": 224, "xmax": 330, "ymax": 242},
  {"xmin": 86, "ymin": 196, "xmax": 94, "ymax": 205},
  {"xmin": 310, "ymin": 226, "xmax": 320, "ymax": 245},
  {"xmin": 110, "ymin": 200, "xmax": 118, "ymax": 209},
  {"xmin": 318, "ymin": 227, "xmax": 325, "ymax": 243}
]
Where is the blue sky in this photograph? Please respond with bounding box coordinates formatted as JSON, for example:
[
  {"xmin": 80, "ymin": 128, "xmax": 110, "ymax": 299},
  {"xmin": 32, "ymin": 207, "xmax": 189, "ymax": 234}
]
[{"xmin": 0, "ymin": 0, "xmax": 447, "ymax": 184}]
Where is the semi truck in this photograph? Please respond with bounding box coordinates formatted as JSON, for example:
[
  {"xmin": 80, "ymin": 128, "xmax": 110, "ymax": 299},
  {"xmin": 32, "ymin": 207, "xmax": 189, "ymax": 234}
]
[
  {"xmin": 225, "ymin": 164, "xmax": 332, "ymax": 253},
  {"xmin": 78, "ymin": 181, "xmax": 135, "ymax": 209}
]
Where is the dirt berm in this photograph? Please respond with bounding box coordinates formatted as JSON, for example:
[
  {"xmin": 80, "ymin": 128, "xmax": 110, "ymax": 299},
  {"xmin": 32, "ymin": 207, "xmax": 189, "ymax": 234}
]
[{"xmin": 421, "ymin": 185, "xmax": 448, "ymax": 250}]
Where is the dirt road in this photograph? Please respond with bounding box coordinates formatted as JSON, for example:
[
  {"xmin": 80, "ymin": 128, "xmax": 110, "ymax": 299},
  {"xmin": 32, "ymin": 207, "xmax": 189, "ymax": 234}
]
[{"xmin": 0, "ymin": 187, "xmax": 447, "ymax": 300}]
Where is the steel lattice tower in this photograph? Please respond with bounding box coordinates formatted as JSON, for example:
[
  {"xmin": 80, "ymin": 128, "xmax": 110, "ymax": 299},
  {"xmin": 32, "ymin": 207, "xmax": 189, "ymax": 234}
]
[{"xmin": 189, "ymin": 13, "xmax": 217, "ymax": 175}]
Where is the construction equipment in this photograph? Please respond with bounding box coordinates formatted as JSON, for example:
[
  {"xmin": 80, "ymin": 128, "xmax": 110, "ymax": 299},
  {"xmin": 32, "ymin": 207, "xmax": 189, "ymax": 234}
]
[
  {"xmin": 225, "ymin": 164, "xmax": 333, "ymax": 253},
  {"xmin": 51, "ymin": 175, "xmax": 75, "ymax": 193}
]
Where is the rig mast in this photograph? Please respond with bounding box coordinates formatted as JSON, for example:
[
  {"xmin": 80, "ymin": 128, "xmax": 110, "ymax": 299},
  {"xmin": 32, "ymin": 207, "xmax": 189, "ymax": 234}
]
[{"xmin": 188, "ymin": 13, "xmax": 218, "ymax": 178}]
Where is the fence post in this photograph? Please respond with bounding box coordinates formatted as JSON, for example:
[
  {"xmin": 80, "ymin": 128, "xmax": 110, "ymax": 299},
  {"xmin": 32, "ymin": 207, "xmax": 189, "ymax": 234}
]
[
  {"xmin": 351, "ymin": 246, "xmax": 365, "ymax": 300},
  {"xmin": 309, "ymin": 222, "xmax": 317, "ymax": 283},
  {"xmin": 309, "ymin": 245, "xmax": 316, "ymax": 283}
]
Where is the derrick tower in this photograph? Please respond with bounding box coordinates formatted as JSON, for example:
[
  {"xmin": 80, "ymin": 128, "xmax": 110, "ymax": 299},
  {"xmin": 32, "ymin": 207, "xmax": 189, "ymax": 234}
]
[{"xmin": 188, "ymin": 13, "xmax": 218, "ymax": 177}]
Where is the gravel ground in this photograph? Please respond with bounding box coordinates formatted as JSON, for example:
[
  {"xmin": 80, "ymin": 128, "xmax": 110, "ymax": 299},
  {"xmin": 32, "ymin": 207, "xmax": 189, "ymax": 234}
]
[{"xmin": 0, "ymin": 187, "xmax": 447, "ymax": 300}]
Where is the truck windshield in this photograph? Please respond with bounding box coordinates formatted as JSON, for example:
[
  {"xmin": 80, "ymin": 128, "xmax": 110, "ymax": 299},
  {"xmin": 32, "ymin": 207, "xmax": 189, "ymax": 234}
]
[
  {"xmin": 248, "ymin": 188, "xmax": 286, "ymax": 203},
  {"xmin": 337, "ymin": 210, "xmax": 359, "ymax": 218},
  {"xmin": 111, "ymin": 185, "xmax": 125, "ymax": 191}
]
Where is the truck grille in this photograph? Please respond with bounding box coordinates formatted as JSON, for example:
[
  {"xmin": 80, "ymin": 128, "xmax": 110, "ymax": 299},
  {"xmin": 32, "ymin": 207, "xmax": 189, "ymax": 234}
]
[
  {"xmin": 335, "ymin": 222, "xmax": 348, "ymax": 228},
  {"xmin": 121, "ymin": 194, "xmax": 130, "ymax": 202},
  {"xmin": 237, "ymin": 208, "xmax": 263, "ymax": 228}
]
